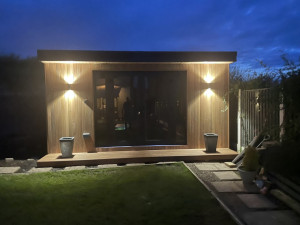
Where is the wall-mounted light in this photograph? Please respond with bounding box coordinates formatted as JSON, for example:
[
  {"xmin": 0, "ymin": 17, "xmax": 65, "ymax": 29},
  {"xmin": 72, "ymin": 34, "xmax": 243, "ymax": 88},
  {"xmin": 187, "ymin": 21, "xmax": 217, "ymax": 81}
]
[
  {"xmin": 64, "ymin": 74, "xmax": 75, "ymax": 99},
  {"xmin": 203, "ymin": 73, "xmax": 214, "ymax": 98}
]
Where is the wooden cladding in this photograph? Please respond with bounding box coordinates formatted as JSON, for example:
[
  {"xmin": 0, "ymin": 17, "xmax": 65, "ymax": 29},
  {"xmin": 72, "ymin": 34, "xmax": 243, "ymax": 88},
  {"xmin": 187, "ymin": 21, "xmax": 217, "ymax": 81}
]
[{"xmin": 44, "ymin": 63, "xmax": 229, "ymax": 154}]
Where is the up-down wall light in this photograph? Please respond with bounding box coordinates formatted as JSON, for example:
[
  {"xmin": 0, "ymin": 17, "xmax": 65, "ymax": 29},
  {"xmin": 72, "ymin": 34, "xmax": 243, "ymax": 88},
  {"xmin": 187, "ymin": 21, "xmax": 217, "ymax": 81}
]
[
  {"xmin": 204, "ymin": 73, "xmax": 214, "ymax": 97},
  {"xmin": 64, "ymin": 74, "xmax": 75, "ymax": 99}
]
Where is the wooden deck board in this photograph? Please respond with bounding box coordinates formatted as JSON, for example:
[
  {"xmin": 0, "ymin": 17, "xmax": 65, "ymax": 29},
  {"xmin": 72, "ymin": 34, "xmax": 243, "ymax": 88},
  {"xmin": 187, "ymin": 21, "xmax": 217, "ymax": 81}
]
[{"xmin": 37, "ymin": 148, "xmax": 238, "ymax": 168}]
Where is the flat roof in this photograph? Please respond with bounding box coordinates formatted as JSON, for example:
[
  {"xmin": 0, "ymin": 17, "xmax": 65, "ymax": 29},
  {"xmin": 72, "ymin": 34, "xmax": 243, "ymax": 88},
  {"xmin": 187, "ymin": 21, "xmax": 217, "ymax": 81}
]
[{"xmin": 38, "ymin": 50, "xmax": 237, "ymax": 63}]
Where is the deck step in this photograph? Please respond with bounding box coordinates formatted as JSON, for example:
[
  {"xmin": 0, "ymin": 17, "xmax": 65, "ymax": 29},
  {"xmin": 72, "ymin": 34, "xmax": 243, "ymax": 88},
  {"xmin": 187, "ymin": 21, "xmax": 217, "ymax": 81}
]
[{"xmin": 37, "ymin": 149, "xmax": 238, "ymax": 168}]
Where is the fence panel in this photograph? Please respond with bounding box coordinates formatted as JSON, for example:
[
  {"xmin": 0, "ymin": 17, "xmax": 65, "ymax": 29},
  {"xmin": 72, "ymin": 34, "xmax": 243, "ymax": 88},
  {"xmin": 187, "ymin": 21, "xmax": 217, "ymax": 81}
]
[{"xmin": 237, "ymin": 88, "xmax": 279, "ymax": 150}]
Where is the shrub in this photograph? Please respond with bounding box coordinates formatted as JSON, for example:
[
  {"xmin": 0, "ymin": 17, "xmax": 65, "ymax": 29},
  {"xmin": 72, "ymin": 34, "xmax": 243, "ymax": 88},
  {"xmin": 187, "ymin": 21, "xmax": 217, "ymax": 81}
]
[{"xmin": 242, "ymin": 146, "xmax": 259, "ymax": 171}]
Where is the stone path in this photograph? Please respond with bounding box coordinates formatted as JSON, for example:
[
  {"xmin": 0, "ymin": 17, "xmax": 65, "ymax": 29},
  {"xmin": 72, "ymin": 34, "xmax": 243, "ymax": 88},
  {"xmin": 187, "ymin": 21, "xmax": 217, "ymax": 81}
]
[
  {"xmin": 187, "ymin": 162, "xmax": 300, "ymax": 225},
  {"xmin": 0, "ymin": 164, "xmax": 122, "ymax": 174},
  {"xmin": 0, "ymin": 160, "xmax": 177, "ymax": 175},
  {"xmin": 1, "ymin": 156, "xmax": 167, "ymax": 175},
  {"xmin": 0, "ymin": 158, "xmax": 121, "ymax": 174}
]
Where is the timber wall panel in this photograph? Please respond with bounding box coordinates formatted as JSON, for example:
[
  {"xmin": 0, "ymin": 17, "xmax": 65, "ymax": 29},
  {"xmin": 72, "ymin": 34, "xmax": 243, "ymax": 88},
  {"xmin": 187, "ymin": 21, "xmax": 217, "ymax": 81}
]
[{"xmin": 44, "ymin": 63, "xmax": 229, "ymax": 153}]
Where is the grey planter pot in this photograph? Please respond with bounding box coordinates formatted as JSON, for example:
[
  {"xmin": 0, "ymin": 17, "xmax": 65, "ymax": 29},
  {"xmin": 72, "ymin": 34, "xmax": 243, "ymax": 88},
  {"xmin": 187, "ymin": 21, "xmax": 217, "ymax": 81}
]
[
  {"xmin": 237, "ymin": 166, "xmax": 256, "ymax": 184},
  {"xmin": 59, "ymin": 137, "xmax": 74, "ymax": 158},
  {"xmin": 204, "ymin": 133, "xmax": 218, "ymax": 153}
]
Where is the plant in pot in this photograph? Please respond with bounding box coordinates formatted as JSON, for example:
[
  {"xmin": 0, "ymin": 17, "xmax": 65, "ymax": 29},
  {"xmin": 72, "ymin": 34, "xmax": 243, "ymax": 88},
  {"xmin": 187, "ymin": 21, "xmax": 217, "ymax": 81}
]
[{"xmin": 238, "ymin": 146, "xmax": 259, "ymax": 184}]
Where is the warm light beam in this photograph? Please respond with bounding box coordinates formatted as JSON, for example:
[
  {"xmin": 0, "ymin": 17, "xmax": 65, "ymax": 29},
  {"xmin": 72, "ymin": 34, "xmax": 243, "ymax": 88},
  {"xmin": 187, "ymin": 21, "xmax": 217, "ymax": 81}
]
[
  {"xmin": 64, "ymin": 74, "xmax": 75, "ymax": 84},
  {"xmin": 64, "ymin": 90, "xmax": 75, "ymax": 99},
  {"xmin": 204, "ymin": 74, "xmax": 214, "ymax": 83},
  {"xmin": 204, "ymin": 88, "xmax": 213, "ymax": 97}
]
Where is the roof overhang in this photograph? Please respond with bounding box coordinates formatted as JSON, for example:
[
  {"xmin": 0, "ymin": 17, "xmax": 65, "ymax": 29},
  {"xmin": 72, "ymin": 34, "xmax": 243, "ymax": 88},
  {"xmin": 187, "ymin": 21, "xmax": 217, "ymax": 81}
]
[{"xmin": 37, "ymin": 50, "xmax": 237, "ymax": 64}]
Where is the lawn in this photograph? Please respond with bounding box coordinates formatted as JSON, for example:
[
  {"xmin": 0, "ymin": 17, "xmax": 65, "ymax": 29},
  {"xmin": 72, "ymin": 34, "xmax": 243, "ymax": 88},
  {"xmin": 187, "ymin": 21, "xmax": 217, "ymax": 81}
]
[{"xmin": 0, "ymin": 163, "xmax": 236, "ymax": 225}]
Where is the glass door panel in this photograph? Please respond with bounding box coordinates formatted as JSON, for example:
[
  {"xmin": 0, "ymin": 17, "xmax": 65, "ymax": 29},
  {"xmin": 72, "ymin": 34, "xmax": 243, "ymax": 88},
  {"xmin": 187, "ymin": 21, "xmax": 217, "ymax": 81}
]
[{"xmin": 94, "ymin": 71, "xmax": 187, "ymax": 147}]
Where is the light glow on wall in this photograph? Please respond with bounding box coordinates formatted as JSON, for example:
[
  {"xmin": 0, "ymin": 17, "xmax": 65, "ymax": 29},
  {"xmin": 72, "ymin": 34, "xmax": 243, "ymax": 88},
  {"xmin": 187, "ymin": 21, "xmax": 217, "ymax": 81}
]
[
  {"xmin": 204, "ymin": 73, "xmax": 214, "ymax": 83},
  {"xmin": 64, "ymin": 73, "xmax": 75, "ymax": 99},
  {"xmin": 65, "ymin": 90, "xmax": 75, "ymax": 99},
  {"xmin": 204, "ymin": 88, "xmax": 213, "ymax": 98},
  {"xmin": 64, "ymin": 74, "xmax": 75, "ymax": 84}
]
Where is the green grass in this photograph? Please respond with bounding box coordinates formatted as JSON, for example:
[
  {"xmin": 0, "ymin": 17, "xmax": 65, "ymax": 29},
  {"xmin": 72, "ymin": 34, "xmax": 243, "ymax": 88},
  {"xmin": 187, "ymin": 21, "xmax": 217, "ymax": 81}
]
[{"xmin": 0, "ymin": 163, "xmax": 236, "ymax": 225}]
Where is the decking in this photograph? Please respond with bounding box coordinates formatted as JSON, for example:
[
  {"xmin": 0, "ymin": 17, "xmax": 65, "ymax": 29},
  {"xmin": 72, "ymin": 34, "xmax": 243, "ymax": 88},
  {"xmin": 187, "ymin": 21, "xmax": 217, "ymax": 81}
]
[{"xmin": 37, "ymin": 148, "xmax": 238, "ymax": 168}]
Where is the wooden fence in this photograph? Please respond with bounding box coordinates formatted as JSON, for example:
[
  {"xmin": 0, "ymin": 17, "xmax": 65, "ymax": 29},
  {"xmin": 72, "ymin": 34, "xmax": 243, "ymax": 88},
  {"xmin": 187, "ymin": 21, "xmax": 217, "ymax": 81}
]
[{"xmin": 237, "ymin": 88, "xmax": 280, "ymax": 151}]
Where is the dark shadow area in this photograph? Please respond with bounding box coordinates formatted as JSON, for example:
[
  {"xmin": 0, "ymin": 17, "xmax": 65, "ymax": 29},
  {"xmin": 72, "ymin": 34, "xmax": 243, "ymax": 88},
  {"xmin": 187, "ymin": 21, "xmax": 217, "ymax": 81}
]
[
  {"xmin": 229, "ymin": 89, "xmax": 238, "ymax": 151},
  {"xmin": 204, "ymin": 151, "xmax": 220, "ymax": 154},
  {"xmin": 93, "ymin": 71, "xmax": 187, "ymax": 147},
  {"xmin": 56, "ymin": 155, "xmax": 75, "ymax": 159},
  {"xmin": 84, "ymin": 136, "xmax": 96, "ymax": 153},
  {"xmin": 0, "ymin": 55, "xmax": 47, "ymax": 159}
]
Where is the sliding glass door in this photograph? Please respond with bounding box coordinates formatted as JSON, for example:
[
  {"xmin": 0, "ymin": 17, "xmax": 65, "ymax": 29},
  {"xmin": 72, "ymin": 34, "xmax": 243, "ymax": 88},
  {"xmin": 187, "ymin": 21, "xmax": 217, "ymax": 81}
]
[{"xmin": 94, "ymin": 71, "xmax": 187, "ymax": 147}]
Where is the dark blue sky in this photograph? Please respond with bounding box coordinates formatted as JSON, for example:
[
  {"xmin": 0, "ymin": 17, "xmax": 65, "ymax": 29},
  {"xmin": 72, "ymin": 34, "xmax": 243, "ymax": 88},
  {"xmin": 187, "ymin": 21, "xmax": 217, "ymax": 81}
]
[{"xmin": 0, "ymin": 0, "xmax": 299, "ymax": 69}]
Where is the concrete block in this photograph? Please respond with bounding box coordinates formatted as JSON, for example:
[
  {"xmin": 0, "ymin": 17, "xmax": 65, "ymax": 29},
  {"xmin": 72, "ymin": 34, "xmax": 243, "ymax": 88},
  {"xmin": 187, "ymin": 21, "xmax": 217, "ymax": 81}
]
[
  {"xmin": 5, "ymin": 158, "xmax": 14, "ymax": 162},
  {"xmin": 64, "ymin": 166, "xmax": 86, "ymax": 171},
  {"xmin": 28, "ymin": 167, "xmax": 53, "ymax": 173},
  {"xmin": 126, "ymin": 163, "xmax": 145, "ymax": 167},
  {"xmin": 0, "ymin": 167, "xmax": 20, "ymax": 174},
  {"xmin": 97, "ymin": 164, "xmax": 118, "ymax": 169}
]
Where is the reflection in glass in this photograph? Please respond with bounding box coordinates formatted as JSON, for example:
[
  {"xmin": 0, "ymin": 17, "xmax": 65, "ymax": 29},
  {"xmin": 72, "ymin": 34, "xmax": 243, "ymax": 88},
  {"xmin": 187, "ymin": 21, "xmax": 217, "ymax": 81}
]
[{"xmin": 94, "ymin": 71, "xmax": 187, "ymax": 147}]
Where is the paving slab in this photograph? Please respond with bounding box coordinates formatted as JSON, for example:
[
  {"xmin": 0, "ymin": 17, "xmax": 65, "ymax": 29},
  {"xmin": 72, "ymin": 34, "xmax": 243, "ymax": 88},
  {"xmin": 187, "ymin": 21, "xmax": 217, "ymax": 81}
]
[
  {"xmin": 195, "ymin": 163, "xmax": 237, "ymax": 171},
  {"xmin": 85, "ymin": 166, "xmax": 99, "ymax": 170},
  {"xmin": 214, "ymin": 163, "xmax": 237, "ymax": 170},
  {"xmin": 5, "ymin": 158, "xmax": 14, "ymax": 162},
  {"xmin": 27, "ymin": 159, "xmax": 36, "ymax": 163},
  {"xmin": 126, "ymin": 163, "xmax": 145, "ymax": 167},
  {"xmin": 242, "ymin": 210, "xmax": 300, "ymax": 225},
  {"xmin": 224, "ymin": 162, "xmax": 236, "ymax": 168},
  {"xmin": 212, "ymin": 181, "xmax": 259, "ymax": 193},
  {"xmin": 97, "ymin": 164, "xmax": 118, "ymax": 169},
  {"xmin": 0, "ymin": 166, "xmax": 21, "ymax": 174},
  {"xmin": 64, "ymin": 166, "xmax": 86, "ymax": 171},
  {"xmin": 237, "ymin": 194, "xmax": 277, "ymax": 209},
  {"xmin": 28, "ymin": 167, "xmax": 53, "ymax": 173},
  {"xmin": 213, "ymin": 171, "xmax": 241, "ymax": 180}
]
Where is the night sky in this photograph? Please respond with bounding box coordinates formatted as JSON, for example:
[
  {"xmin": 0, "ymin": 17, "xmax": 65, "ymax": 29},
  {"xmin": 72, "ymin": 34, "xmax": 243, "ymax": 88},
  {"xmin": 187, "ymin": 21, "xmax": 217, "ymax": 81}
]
[{"xmin": 0, "ymin": 0, "xmax": 299, "ymax": 69}]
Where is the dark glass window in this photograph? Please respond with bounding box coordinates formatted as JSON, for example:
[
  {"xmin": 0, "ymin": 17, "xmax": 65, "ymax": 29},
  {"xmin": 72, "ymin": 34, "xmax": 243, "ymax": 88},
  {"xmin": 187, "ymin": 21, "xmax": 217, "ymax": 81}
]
[{"xmin": 93, "ymin": 71, "xmax": 187, "ymax": 147}]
